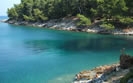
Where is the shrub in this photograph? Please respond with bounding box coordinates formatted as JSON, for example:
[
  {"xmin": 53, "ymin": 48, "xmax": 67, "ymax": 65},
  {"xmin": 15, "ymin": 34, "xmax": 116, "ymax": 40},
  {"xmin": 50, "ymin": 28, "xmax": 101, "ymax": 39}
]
[
  {"xmin": 77, "ymin": 14, "xmax": 91, "ymax": 26},
  {"xmin": 120, "ymin": 17, "xmax": 133, "ymax": 24},
  {"xmin": 23, "ymin": 15, "xmax": 35, "ymax": 22},
  {"xmin": 33, "ymin": 9, "xmax": 48, "ymax": 22},
  {"xmin": 100, "ymin": 22, "xmax": 115, "ymax": 30},
  {"xmin": 8, "ymin": 8, "xmax": 18, "ymax": 20}
]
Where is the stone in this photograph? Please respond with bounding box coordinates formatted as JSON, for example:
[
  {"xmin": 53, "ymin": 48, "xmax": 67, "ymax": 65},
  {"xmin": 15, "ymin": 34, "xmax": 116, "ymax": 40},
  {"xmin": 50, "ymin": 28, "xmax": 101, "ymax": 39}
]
[
  {"xmin": 120, "ymin": 54, "xmax": 133, "ymax": 69},
  {"xmin": 73, "ymin": 64, "xmax": 119, "ymax": 83},
  {"xmin": 128, "ymin": 78, "xmax": 133, "ymax": 83}
]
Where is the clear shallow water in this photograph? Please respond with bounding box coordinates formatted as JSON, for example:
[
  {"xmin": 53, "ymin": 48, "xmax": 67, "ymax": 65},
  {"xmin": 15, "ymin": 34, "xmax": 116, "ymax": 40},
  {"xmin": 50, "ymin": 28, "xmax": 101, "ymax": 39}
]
[{"xmin": 0, "ymin": 16, "xmax": 133, "ymax": 83}]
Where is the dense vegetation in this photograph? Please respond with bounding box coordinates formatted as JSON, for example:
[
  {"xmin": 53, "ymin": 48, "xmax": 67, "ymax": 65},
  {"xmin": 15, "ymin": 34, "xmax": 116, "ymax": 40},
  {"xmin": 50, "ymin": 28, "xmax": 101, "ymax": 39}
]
[{"xmin": 8, "ymin": 0, "xmax": 133, "ymax": 29}]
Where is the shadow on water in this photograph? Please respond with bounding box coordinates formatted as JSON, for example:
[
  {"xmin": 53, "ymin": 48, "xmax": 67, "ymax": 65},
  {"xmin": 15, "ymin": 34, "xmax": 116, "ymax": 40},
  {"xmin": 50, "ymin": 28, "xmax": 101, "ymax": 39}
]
[
  {"xmin": 24, "ymin": 36, "xmax": 133, "ymax": 54},
  {"xmin": 60, "ymin": 37, "xmax": 133, "ymax": 52}
]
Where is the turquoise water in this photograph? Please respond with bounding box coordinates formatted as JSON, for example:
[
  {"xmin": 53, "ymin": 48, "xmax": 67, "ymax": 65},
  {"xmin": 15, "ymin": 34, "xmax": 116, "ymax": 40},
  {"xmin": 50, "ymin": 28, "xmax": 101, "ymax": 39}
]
[{"xmin": 0, "ymin": 16, "xmax": 133, "ymax": 83}]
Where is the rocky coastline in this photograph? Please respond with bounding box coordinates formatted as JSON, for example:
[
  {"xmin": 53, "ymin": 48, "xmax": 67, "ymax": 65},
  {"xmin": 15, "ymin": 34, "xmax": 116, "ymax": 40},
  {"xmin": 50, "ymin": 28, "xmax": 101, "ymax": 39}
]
[
  {"xmin": 1, "ymin": 18, "xmax": 133, "ymax": 35},
  {"xmin": 73, "ymin": 50, "xmax": 133, "ymax": 83},
  {"xmin": 73, "ymin": 63, "xmax": 120, "ymax": 83}
]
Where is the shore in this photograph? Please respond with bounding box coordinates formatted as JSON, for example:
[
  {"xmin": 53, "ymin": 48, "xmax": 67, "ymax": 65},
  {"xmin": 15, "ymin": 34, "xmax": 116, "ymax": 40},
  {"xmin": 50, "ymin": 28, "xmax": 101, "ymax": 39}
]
[
  {"xmin": 73, "ymin": 53, "xmax": 133, "ymax": 83},
  {"xmin": 73, "ymin": 63, "xmax": 129, "ymax": 83},
  {"xmin": 1, "ymin": 18, "xmax": 133, "ymax": 35}
]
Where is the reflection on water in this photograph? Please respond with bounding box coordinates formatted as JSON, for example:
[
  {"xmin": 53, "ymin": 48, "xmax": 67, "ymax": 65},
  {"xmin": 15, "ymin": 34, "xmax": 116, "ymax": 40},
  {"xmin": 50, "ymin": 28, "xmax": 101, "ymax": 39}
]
[
  {"xmin": 61, "ymin": 37, "xmax": 132, "ymax": 51},
  {"xmin": 25, "ymin": 36, "xmax": 133, "ymax": 53}
]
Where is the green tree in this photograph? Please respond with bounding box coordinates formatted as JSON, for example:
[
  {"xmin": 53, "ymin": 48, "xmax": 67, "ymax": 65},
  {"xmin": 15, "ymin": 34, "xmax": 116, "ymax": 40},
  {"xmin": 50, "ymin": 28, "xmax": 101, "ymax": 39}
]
[
  {"xmin": 8, "ymin": 8, "xmax": 18, "ymax": 20},
  {"xmin": 100, "ymin": 22, "xmax": 115, "ymax": 30},
  {"xmin": 97, "ymin": 0, "xmax": 127, "ymax": 19},
  {"xmin": 77, "ymin": 14, "xmax": 91, "ymax": 26},
  {"xmin": 6, "ymin": 0, "xmax": 133, "ymax": 29},
  {"xmin": 33, "ymin": 8, "xmax": 48, "ymax": 22},
  {"xmin": 23, "ymin": 15, "xmax": 35, "ymax": 22},
  {"xmin": 125, "ymin": 0, "xmax": 133, "ymax": 16}
]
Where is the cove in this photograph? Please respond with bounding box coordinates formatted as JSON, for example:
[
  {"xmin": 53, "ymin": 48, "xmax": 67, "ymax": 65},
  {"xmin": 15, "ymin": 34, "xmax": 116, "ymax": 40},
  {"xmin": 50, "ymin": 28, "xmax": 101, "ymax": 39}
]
[{"xmin": 0, "ymin": 16, "xmax": 133, "ymax": 83}]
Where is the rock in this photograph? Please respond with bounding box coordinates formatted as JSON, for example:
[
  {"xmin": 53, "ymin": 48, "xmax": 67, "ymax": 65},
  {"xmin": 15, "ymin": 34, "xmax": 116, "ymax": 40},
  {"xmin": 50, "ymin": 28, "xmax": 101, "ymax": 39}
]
[
  {"xmin": 4, "ymin": 18, "xmax": 133, "ymax": 35},
  {"xmin": 73, "ymin": 64, "xmax": 119, "ymax": 83},
  {"xmin": 120, "ymin": 54, "xmax": 133, "ymax": 69},
  {"xmin": 87, "ymin": 29, "xmax": 98, "ymax": 33},
  {"xmin": 128, "ymin": 78, "xmax": 133, "ymax": 83},
  {"xmin": 8, "ymin": 20, "xmax": 15, "ymax": 24},
  {"xmin": 0, "ymin": 19, "xmax": 8, "ymax": 22}
]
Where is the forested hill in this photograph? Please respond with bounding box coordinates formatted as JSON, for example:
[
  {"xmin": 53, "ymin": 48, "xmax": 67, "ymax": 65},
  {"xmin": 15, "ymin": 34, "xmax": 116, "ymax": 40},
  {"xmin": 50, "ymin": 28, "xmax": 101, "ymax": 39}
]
[{"xmin": 8, "ymin": 0, "xmax": 133, "ymax": 30}]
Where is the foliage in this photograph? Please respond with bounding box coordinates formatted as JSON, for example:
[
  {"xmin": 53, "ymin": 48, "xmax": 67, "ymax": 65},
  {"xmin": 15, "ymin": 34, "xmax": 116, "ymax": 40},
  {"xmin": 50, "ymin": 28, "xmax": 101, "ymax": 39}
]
[
  {"xmin": 77, "ymin": 14, "xmax": 91, "ymax": 26},
  {"xmin": 90, "ymin": 8, "xmax": 98, "ymax": 17},
  {"xmin": 7, "ymin": 0, "xmax": 133, "ymax": 28},
  {"xmin": 33, "ymin": 9, "xmax": 48, "ymax": 22},
  {"xmin": 100, "ymin": 22, "xmax": 115, "ymax": 30},
  {"xmin": 8, "ymin": 8, "xmax": 18, "ymax": 20},
  {"xmin": 23, "ymin": 15, "xmax": 35, "ymax": 22},
  {"xmin": 119, "ymin": 17, "xmax": 133, "ymax": 24}
]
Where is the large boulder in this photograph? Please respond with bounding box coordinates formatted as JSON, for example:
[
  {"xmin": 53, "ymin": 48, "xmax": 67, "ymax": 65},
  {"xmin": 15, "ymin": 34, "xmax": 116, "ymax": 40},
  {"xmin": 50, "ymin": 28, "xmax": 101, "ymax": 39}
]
[{"xmin": 120, "ymin": 54, "xmax": 133, "ymax": 69}]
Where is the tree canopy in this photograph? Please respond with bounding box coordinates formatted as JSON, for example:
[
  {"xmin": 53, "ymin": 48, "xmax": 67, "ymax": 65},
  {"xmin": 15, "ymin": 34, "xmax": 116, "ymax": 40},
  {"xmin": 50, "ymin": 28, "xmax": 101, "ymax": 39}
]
[{"xmin": 7, "ymin": 0, "xmax": 133, "ymax": 29}]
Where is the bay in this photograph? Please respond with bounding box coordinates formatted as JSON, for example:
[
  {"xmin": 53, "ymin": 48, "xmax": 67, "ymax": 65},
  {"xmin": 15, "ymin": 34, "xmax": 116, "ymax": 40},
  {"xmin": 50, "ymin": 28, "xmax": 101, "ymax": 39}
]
[{"xmin": 0, "ymin": 16, "xmax": 133, "ymax": 83}]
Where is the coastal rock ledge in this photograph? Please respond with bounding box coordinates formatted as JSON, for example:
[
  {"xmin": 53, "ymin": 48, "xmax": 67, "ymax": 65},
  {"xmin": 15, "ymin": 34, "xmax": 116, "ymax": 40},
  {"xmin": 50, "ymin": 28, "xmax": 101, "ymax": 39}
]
[
  {"xmin": 73, "ymin": 53, "xmax": 133, "ymax": 83},
  {"xmin": 1, "ymin": 18, "xmax": 133, "ymax": 35},
  {"xmin": 73, "ymin": 64, "xmax": 120, "ymax": 83}
]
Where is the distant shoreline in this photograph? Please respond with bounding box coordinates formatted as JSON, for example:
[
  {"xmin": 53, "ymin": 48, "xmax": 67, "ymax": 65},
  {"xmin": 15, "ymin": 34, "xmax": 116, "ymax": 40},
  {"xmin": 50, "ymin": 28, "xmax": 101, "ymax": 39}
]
[{"xmin": 1, "ymin": 19, "xmax": 133, "ymax": 35}]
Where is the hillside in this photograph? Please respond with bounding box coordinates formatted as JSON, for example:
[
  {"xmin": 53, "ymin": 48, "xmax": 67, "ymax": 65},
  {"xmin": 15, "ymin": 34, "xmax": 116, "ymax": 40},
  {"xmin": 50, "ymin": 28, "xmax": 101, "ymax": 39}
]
[{"xmin": 7, "ymin": 0, "xmax": 133, "ymax": 30}]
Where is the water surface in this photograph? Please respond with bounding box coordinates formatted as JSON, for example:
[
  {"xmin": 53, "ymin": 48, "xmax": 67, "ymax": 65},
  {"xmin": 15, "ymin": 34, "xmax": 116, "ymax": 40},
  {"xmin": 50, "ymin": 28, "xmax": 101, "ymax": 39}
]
[{"xmin": 0, "ymin": 16, "xmax": 133, "ymax": 83}]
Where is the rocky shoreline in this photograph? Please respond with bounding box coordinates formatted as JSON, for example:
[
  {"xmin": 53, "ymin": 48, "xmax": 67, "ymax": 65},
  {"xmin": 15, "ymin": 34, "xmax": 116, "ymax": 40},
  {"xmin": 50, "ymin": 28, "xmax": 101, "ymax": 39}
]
[
  {"xmin": 73, "ymin": 51, "xmax": 133, "ymax": 83},
  {"xmin": 1, "ymin": 18, "xmax": 133, "ymax": 35},
  {"xmin": 73, "ymin": 63, "xmax": 120, "ymax": 83}
]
